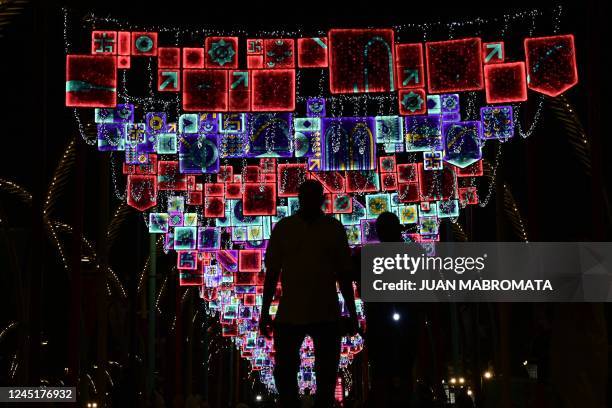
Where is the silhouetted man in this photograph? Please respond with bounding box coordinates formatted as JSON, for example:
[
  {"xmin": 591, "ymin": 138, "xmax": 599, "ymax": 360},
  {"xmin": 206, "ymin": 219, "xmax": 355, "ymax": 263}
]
[
  {"xmin": 366, "ymin": 212, "xmax": 415, "ymax": 407},
  {"xmin": 260, "ymin": 180, "xmax": 358, "ymax": 408}
]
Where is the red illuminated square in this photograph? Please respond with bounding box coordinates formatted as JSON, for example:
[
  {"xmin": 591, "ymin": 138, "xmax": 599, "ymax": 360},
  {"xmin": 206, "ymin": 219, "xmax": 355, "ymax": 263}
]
[
  {"xmin": 177, "ymin": 251, "xmax": 199, "ymax": 271},
  {"xmin": 157, "ymin": 161, "xmax": 187, "ymax": 190},
  {"xmin": 332, "ymin": 193, "xmax": 352, "ymax": 213},
  {"xmin": 127, "ymin": 174, "xmax": 157, "ymax": 211},
  {"xmin": 187, "ymin": 191, "xmax": 203, "ymax": 205},
  {"xmin": 131, "ymin": 32, "xmax": 158, "ymax": 56},
  {"xmin": 251, "ymin": 69, "xmax": 295, "ymax": 111},
  {"xmin": 235, "ymin": 272, "xmax": 262, "ymax": 285},
  {"xmin": 524, "ymin": 34, "xmax": 578, "ymax": 97},
  {"xmin": 484, "ymin": 62, "xmax": 527, "ymax": 104},
  {"xmin": 379, "ymin": 156, "xmax": 397, "ymax": 173},
  {"xmin": 186, "ymin": 175, "xmax": 197, "ymax": 191},
  {"xmin": 118, "ymin": 56, "xmax": 131, "ymax": 69},
  {"xmin": 218, "ymin": 166, "xmax": 234, "ymax": 182},
  {"xmin": 242, "ymin": 183, "xmax": 276, "ymax": 216},
  {"xmin": 398, "ymin": 182, "xmax": 419, "ymax": 203},
  {"xmin": 244, "ymin": 293, "xmax": 257, "ymax": 306},
  {"xmin": 123, "ymin": 155, "xmax": 157, "ymax": 175},
  {"xmin": 91, "ymin": 31, "xmax": 117, "ymax": 54},
  {"xmin": 381, "ymin": 173, "xmax": 398, "ymax": 191},
  {"xmin": 397, "ymin": 163, "xmax": 417, "ymax": 182},
  {"xmin": 66, "ymin": 55, "xmax": 117, "ymax": 108},
  {"xmin": 205, "ymin": 183, "xmax": 224, "ymax": 196},
  {"xmin": 183, "ymin": 47, "xmax": 205, "ymax": 68},
  {"xmin": 345, "ymin": 171, "xmax": 379, "ymax": 193},
  {"xmin": 399, "ymin": 89, "xmax": 427, "ymax": 116},
  {"xmin": 260, "ymin": 158, "xmax": 276, "ymax": 173},
  {"xmin": 118, "ymin": 31, "xmax": 131, "ymax": 55},
  {"xmin": 183, "ymin": 69, "xmax": 228, "ymax": 112},
  {"xmin": 264, "ymin": 39, "xmax": 295, "ymax": 68},
  {"xmin": 263, "ymin": 173, "xmax": 276, "ymax": 182},
  {"xmin": 247, "ymin": 39, "xmax": 264, "ymax": 55},
  {"xmin": 229, "ymin": 70, "xmax": 251, "ymax": 111},
  {"xmin": 425, "ymin": 37, "xmax": 483, "ymax": 93},
  {"xmin": 395, "ymin": 43, "xmax": 424, "ymax": 89},
  {"xmin": 277, "ymin": 163, "xmax": 307, "ymax": 197},
  {"xmin": 158, "ymin": 70, "xmax": 180, "ymax": 92},
  {"xmin": 328, "ymin": 29, "xmax": 396, "ymax": 94},
  {"xmin": 204, "ymin": 196, "xmax": 225, "ymax": 218},
  {"xmin": 322, "ymin": 193, "xmax": 333, "ymax": 214},
  {"xmin": 222, "ymin": 323, "xmax": 238, "ymax": 337},
  {"xmin": 205, "ymin": 36, "xmax": 238, "ymax": 69},
  {"xmin": 158, "ymin": 47, "xmax": 181, "ymax": 68},
  {"xmin": 244, "ymin": 166, "xmax": 261, "ymax": 183},
  {"xmin": 311, "ymin": 171, "xmax": 345, "ymax": 193},
  {"xmin": 483, "ymin": 42, "xmax": 504, "ymax": 64},
  {"xmin": 459, "ymin": 186, "xmax": 479, "ymax": 205},
  {"xmin": 248, "ymin": 55, "xmax": 264, "ymax": 69},
  {"xmin": 455, "ymin": 160, "xmax": 483, "ymax": 177},
  {"xmin": 297, "ymin": 37, "xmax": 328, "ymax": 68},
  {"xmin": 239, "ymin": 250, "xmax": 262, "ymax": 272},
  {"xmin": 418, "ymin": 163, "xmax": 456, "ymax": 201},
  {"xmin": 225, "ymin": 182, "xmax": 242, "ymax": 199}
]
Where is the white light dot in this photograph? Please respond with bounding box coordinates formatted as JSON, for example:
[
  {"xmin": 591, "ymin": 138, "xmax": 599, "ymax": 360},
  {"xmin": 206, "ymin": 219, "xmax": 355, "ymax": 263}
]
[{"xmin": 392, "ymin": 313, "xmax": 400, "ymax": 321}]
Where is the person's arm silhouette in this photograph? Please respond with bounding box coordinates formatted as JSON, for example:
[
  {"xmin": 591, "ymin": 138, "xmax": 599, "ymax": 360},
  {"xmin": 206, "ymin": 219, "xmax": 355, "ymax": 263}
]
[
  {"xmin": 260, "ymin": 221, "xmax": 282, "ymax": 339},
  {"xmin": 334, "ymin": 219, "xmax": 360, "ymax": 335}
]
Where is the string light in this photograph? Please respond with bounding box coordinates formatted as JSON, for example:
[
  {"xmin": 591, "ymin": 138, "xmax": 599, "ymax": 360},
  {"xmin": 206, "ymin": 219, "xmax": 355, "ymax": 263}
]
[{"xmin": 62, "ymin": 4, "xmax": 570, "ymax": 393}]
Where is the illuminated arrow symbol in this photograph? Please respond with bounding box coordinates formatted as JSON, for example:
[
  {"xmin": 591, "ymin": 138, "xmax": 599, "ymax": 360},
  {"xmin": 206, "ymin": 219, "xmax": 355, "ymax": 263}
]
[
  {"xmin": 402, "ymin": 69, "xmax": 419, "ymax": 86},
  {"xmin": 485, "ymin": 43, "xmax": 503, "ymax": 63},
  {"xmin": 231, "ymin": 71, "xmax": 249, "ymax": 90},
  {"xmin": 308, "ymin": 158, "xmax": 320, "ymax": 171},
  {"xmin": 160, "ymin": 71, "xmax": 178, "ymax": 90}
]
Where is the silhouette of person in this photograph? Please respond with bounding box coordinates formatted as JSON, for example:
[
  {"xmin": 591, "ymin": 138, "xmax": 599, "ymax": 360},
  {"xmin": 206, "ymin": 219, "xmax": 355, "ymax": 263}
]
[
  {"xmin": 260, "ymin": 180, "xmax": 358, "ymax": 408},
  {"xmin": 365, "ymin": 212, "xmax": 416, "ymax": 407}
]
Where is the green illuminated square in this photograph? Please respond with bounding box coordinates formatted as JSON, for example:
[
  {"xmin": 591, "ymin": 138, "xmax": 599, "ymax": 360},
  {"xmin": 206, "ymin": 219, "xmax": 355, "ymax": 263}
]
[
  {"xmin": 398, "ymin": 204, "xmax": 418, "ymax": 224},
  {"xmin": 345, "ymin": 225, "xmax": 362, "ymax": 246},
  {"xmin": 156, "ymin": 133, "xmax": 178, "ymax": 154},
  {"xmin": 427, "ymin": 95, "xmax": 441, "ymax": 115},
  {"xmin": 418, "ymin": 202, "xmax": 438, "ymax": 218},
  {"xmin": 365, "ymin": 193, "xmax": 391, "ymax": 219},
  {"xmin": 272, "ymin": 206, "xmax": 288, "ymax": 223},
  {"xmin": 184, "ymin": 213, "xmax": 198, "ymax": 226},
  {"xmin": 173, "ymin": 226, "xmax": 197, "ymax": 250},
  {"xmin": 247, "ymin": 225, "xmax": 264, "ymax": 241},
  {"xmin": 179, "ymin": 114, "xmax": 199, "ymax": 134},
  {"xmin": 168, "ymin": 196, "xmax": 185, "ymax": 213},
  {"xmin": 294, "ymin": 117, "xmax": 321, "ymax": 132},
  {"xmin": 262, "ymin": 217, "xmax": 272, "ymax": 239},
  {"xmin": 375, "ymin": 116, "xmax": 403, "ymax": 144},
  {"xmin": 149, "ymin": 213, "xmax": 169, "ymax": 233},
  {"xmin": 418, "ymin": 217, "xmax": 439, "ymax": 236},
  {"xmin": 232, "ymin": 226, "xmax": 248, "ymax": 241}
]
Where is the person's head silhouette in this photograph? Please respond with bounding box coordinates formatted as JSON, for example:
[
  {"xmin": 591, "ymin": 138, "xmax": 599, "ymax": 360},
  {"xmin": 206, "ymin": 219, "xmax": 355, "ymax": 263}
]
[
  {"xmin": 376, "ymin": 211, "xmax": 403, "ymax": 242},
  {"xmin": 298, "ymin": 180, "xmax": 324, "ymax": 219}
]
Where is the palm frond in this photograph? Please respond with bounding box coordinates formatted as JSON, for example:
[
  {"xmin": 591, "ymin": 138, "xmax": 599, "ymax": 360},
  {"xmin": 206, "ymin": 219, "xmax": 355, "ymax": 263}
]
[
  {"xmin": 106, "ymin": 202, "xmax": 133, "ymax": 246},
  {"xmin": 0, "ymin": 178, "xmax": 32, "ymax": 204},
  {"xmin": 450, "ymin": 221, "xmax": 469, "ymax": 242},
  {"xmin": 547, "ymin": 95, "xmax": 591, "ymax": 176},
  {"xmin": 0, "ymin": 0, "xmax": 29, "ymax": 38},
  {"xmin": 503, "ymin": 183, "xmax": 529, "ymax": 242},
  {"xmin": 43, "ymin": 138, "xmax": 76, "ymax": 217}
]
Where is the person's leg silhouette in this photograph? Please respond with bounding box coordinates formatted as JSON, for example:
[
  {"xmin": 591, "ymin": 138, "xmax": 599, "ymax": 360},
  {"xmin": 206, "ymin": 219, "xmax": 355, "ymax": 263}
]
[
  {"xmin": 311, "ymin": 323, "xmax": 341, "ymax": 408},
  {"xmin": 273, "ymin": 324, "xmax": 304, "ymax": 407}
]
